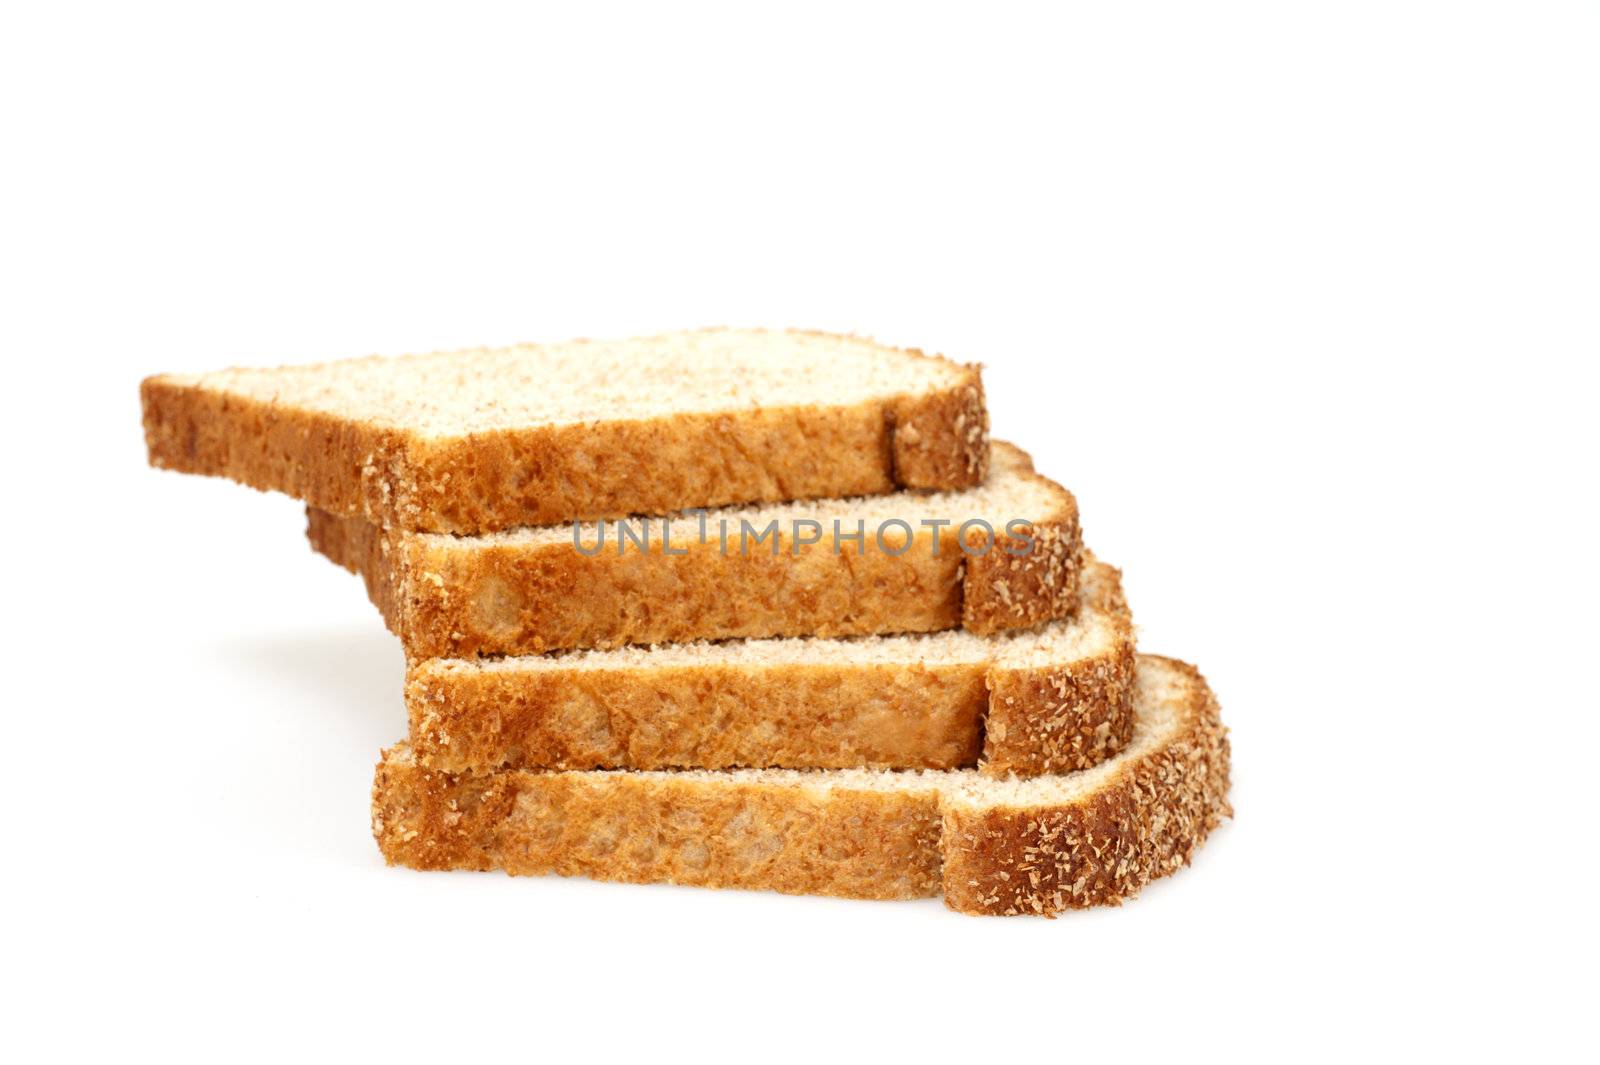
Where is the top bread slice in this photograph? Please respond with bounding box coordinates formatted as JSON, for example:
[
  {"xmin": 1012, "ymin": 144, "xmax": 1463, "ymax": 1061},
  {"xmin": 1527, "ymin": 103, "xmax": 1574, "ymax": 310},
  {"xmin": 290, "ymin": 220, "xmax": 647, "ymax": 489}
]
[
  {"xmin": 308, "ymin": 442, "xmax": 1082, "ymax": 658},
  {"xmin": 141, "ymin": 328, "xmax": 989, "ymax": 533}
]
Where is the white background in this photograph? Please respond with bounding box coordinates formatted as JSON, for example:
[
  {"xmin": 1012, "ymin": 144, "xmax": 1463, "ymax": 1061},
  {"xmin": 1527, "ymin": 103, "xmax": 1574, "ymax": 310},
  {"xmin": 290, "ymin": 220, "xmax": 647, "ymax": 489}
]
[{"xmin": 2, "ymin": 2, "xmax": 1595, "ymax": 1060}]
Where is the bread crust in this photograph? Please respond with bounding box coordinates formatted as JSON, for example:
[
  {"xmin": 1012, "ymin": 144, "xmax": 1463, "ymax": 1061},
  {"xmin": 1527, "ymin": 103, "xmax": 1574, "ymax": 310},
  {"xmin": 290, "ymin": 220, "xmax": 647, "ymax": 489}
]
[
  {"xmin": 141, "ymin": 332, "xmax": 989, "ymax": 534},
  {"xmin": 887, "ymin": 369, "xmax": 989, "ymax": 487},
  {"xmin": 980, "ymin": 563, "xmax": 1137, "ymax": 776},
  {"xmin": 308, "ymin": 442, "xmax": 1082, "ymax": 657},
  {"xmin": 371, "ymin": 656, "xmax": 1230, "ymax": 915},
  {"xmin": 942, "ymin": 657, "xmax": 1232, "ymax": 915},
  {"xmin": 402, "ymin": 559, "xmax": 1133, "ymax": 778},
  {"xmin": 961, "ymin": 510, "xmax": 1082, "ymax": 635}
]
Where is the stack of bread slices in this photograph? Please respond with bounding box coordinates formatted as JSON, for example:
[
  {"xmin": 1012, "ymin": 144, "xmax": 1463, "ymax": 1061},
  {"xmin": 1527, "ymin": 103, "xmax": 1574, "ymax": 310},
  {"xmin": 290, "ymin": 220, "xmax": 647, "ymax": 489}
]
[{"xmin": 141, "ymin": 328, "xmax": 1231, "ymax": 916}]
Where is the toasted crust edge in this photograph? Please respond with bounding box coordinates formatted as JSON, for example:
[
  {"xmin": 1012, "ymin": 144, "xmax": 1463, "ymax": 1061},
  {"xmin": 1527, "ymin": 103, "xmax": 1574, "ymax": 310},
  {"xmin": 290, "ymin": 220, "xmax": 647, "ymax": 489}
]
[
  {"xmin": 141, "ymin": 330, "xmax": 990, "ymax": 533},
  {"xmin": 959, "ymin": 487, "xmax": 1083, "ymax": 635},
  {"xmin": 942, "ymin": 656, "xmax": 1232, "ymax": 915},
  {"xmin": 889, "ymin": 363, "xmax": 989, "ymax": 487},
  {"xmin": 980, "ymin": 560, "xmax": 1137, "ymax": 776}
]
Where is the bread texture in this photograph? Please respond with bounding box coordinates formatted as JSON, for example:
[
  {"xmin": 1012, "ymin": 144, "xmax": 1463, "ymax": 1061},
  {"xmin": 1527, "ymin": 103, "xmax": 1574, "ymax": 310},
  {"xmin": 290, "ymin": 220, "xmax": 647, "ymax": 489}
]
[
  {"xmin": 405, "ymin": 557, "xmax": 1134, "ymax": 777},
  {"xmin": 310, "ymin": 442, "xmax": 1082, "ymax": 657},
  {"xmin": 142, "ymin": 328, "xmax": 989, "ymax": 534},
  {"xmin": 372, "ymin": 655, "xmax": 1231, "ymax": 915}
]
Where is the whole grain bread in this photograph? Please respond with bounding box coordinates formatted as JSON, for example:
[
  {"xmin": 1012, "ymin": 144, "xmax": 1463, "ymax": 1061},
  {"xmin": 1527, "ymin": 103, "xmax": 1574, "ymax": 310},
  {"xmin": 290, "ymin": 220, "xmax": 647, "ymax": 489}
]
[
  {"xmin": 142, "ymin": 328, "xmax": 989, "ymax": 534},
  {"xmin": 406, "ymin": 557, "xmax": 1134, "ymax": 777},
  {"xmin": 372, "ymin": 655, "xmax": 1230, "ymax": 916},
  {"xmin": 309, "ymin": 442, "xmax": 1082, "ymax": 657}
]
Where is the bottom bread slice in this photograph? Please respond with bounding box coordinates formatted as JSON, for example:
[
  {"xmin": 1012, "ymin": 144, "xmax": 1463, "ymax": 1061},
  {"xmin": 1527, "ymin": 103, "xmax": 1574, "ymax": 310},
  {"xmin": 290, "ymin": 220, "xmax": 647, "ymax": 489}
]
[{"xmin": 372, "ymin": 655, "xmax": 1231, "ymax": 915}]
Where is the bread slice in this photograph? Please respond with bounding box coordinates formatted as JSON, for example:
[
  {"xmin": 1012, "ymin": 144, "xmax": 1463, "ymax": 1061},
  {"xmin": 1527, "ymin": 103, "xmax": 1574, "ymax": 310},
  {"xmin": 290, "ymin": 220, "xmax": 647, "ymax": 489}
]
[
  {"xmin": 309, "ymin": 442, "xmax": 1082, "ymax": 658},
  {"xmin": 406, "ymin": 557, "xmax": 1133, "ymax": 777},
  {"xmin": 142, "ymin": 328, "xmax": 988, "ymax": 534},
  {"xmin": 372, "ymin": 655, "xmax": 1230, "ymax": 915}
]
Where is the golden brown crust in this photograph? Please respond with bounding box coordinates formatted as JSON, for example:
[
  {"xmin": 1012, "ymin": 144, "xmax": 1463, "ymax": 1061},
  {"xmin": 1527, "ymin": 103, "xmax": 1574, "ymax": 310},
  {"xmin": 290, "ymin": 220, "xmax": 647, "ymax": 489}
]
[
  {"xmin": 959, "ymin": 496, "xmax": 1083, "ymax": 635},
  {"xmin": 981, "ymin": 562, "xmax": 1136, "ymax": 776},
  {"xmin": 373, "ymin": 753, "xmax": 944, "ymax": 901},
  {"xmin": 981, "ymin": 649, "xmax": 1136, "ymax": 776},
  {"xmin": 372, "ymin": 656, "xmax": 1231, "ymax": 915},
  {"xmin": 402, "ymin": 559, "xmax": 1133, "ymax": 778},
  {"xmin": 888, "ymin": 365, "xmax": 989, "ymax": 488},
  {"xmin": 372, "ymin": 748, "xmax": 517, "ymax": 872},
  {"xmin": 141, "ymin": 333, "xmax": 989, "ymax": 534},
  {"xmin": 941, "ymin": 657, "xmax": 1232, "ymax": 916},
  {"xmin": 307, "ymin": 443, "xmax": 1082, "ymax": 657}
]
